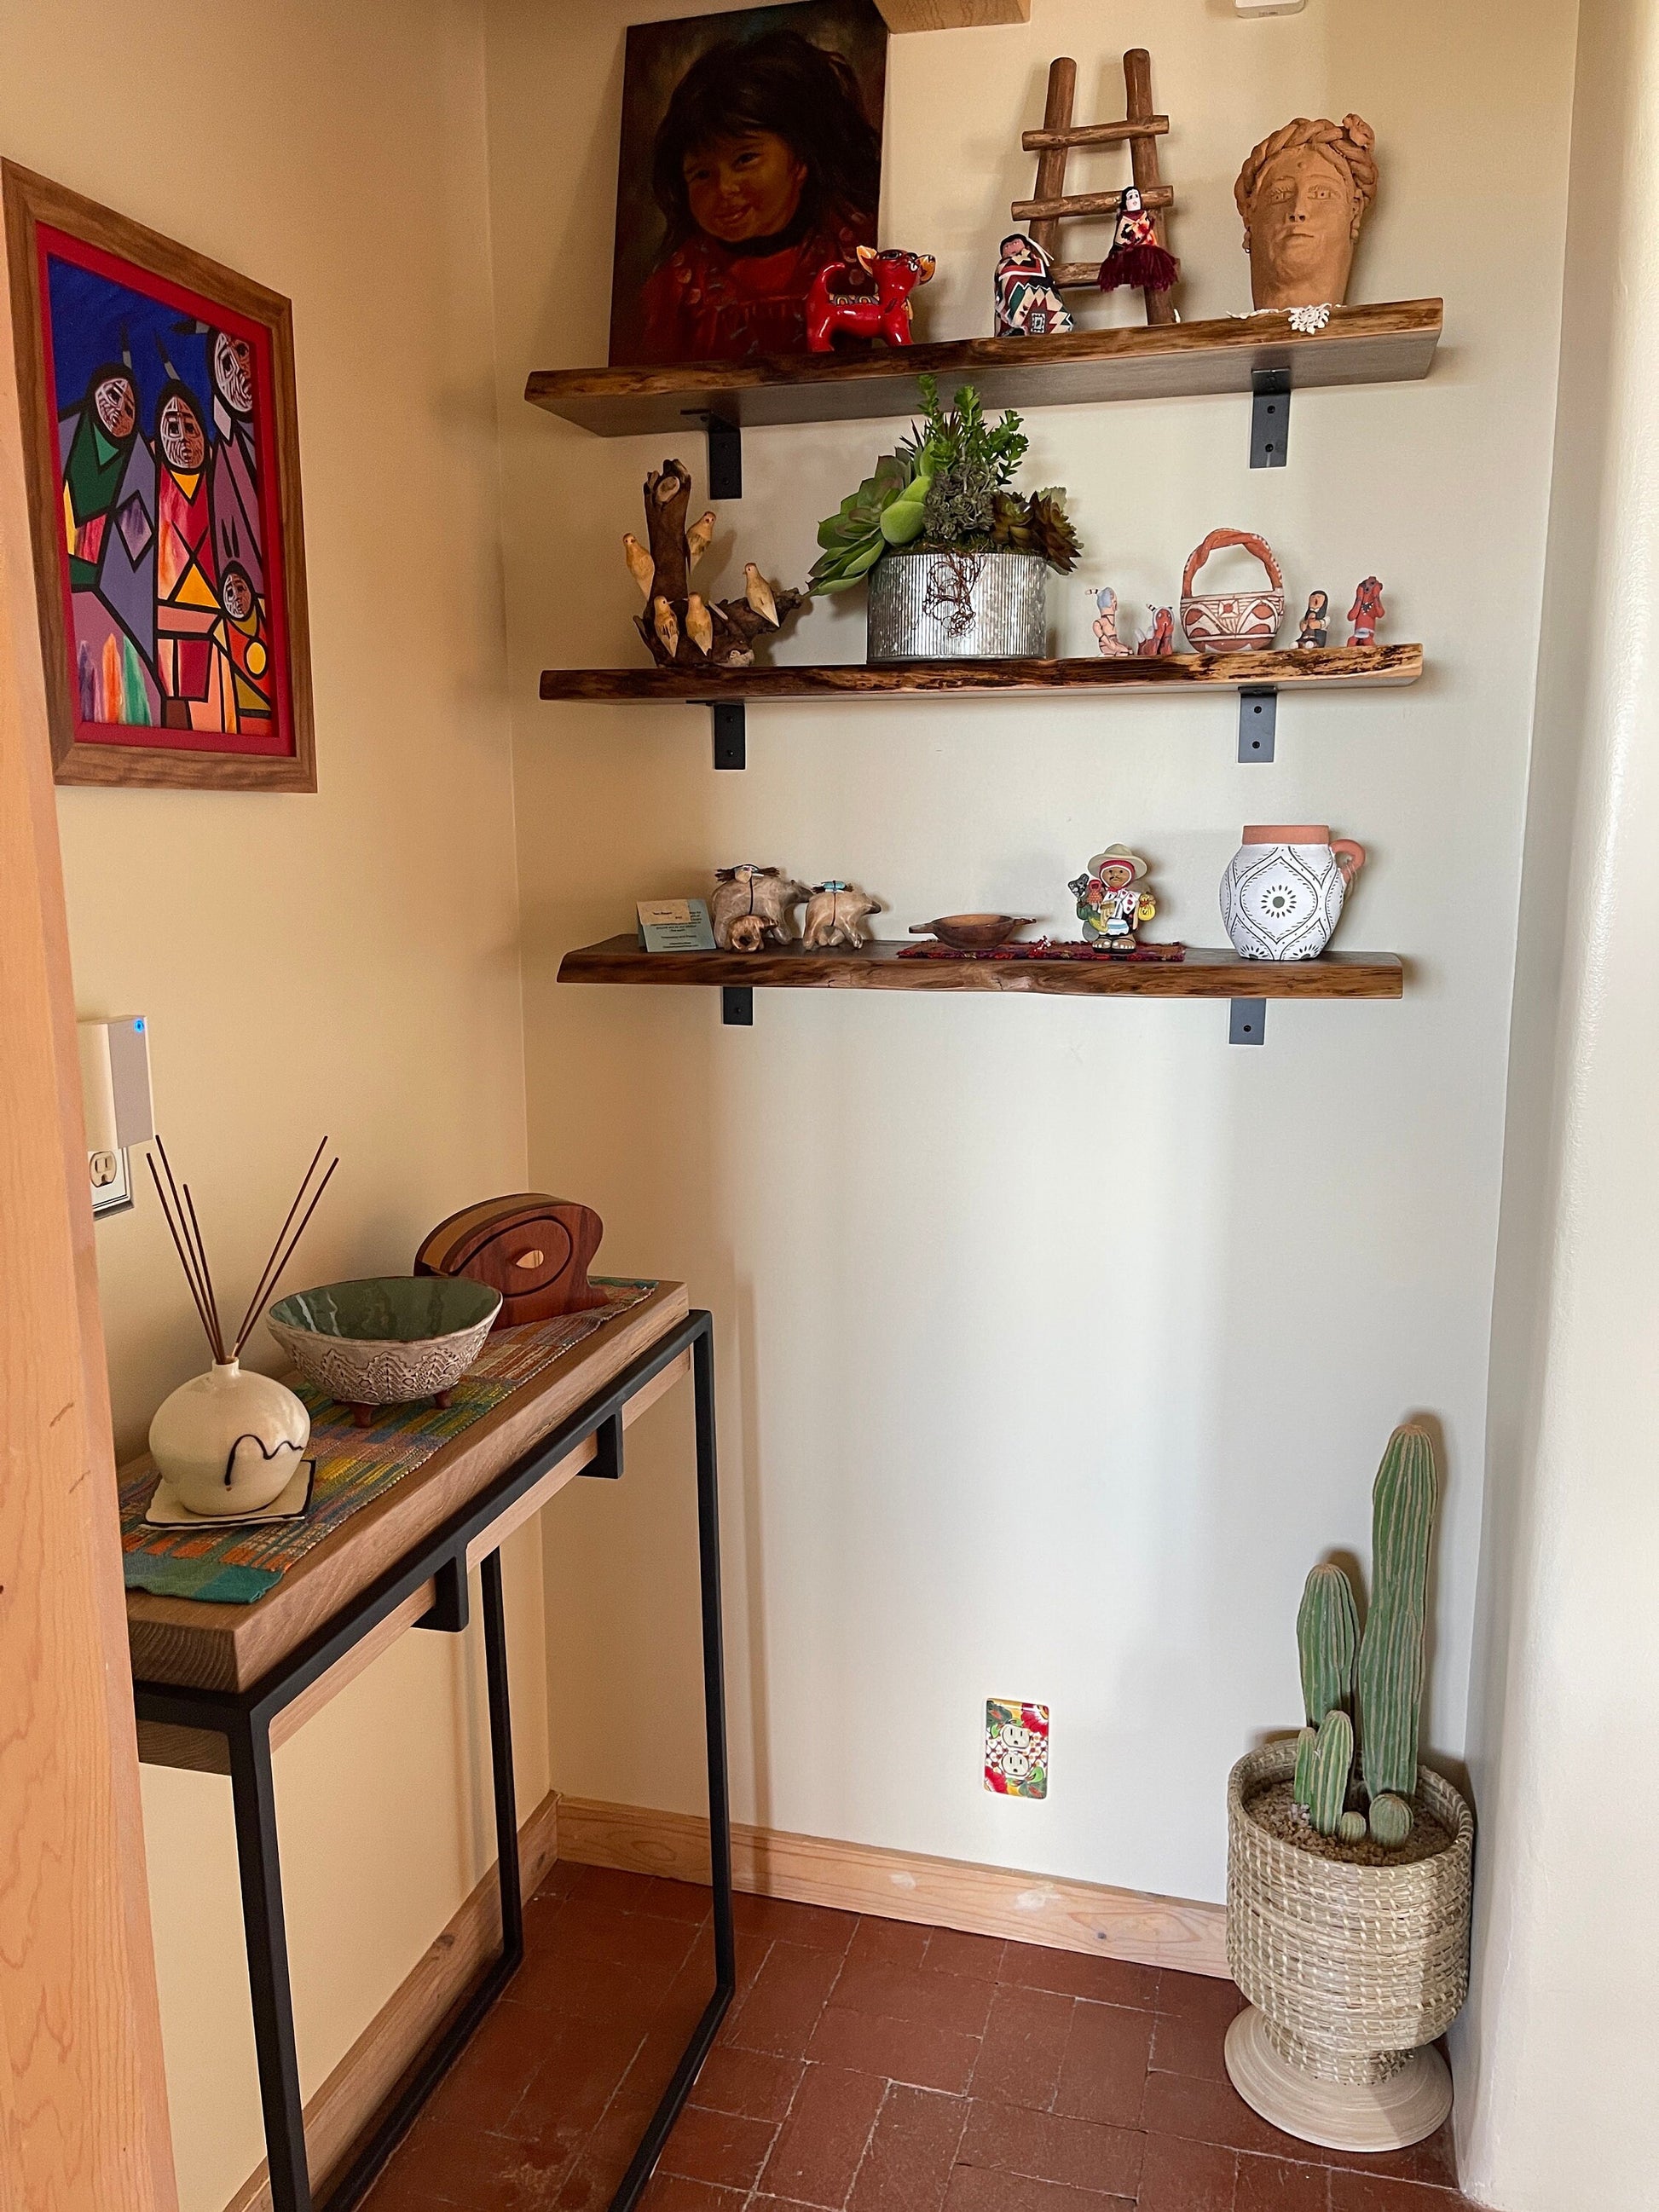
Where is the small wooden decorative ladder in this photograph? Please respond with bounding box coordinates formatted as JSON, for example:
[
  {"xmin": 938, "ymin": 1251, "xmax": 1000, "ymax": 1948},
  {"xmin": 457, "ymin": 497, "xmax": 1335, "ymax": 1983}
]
[{"xmin": 1011, "ymin": 50, "xmax": 1176, "ymax": 326}]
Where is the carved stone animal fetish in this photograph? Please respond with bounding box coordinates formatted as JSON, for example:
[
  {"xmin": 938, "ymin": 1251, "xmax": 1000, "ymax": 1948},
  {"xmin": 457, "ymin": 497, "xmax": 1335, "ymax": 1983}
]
[
  {"xmin": 710, "ymin": 865, "xmax": 806, "ymax": 951},
  {"xmin": 801, "ymin": 881, "xmax": 881, "ymax": 950},
  {"xmin": 625, "ymin": 459, "xmax": 805, "ymax": 669}
]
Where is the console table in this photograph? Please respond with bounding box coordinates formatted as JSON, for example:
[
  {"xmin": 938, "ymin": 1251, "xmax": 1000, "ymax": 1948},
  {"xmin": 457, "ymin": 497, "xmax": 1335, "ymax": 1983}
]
[{"xmin": 124, "ymin": 1285, "xmax": 733, "ymax": 2212}]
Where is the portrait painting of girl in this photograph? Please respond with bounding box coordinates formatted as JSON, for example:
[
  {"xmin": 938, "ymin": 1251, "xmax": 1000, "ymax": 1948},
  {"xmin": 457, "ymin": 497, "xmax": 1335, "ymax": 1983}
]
[{"xmin": 608, "ymin": 0, "xmax": 887, "ymax": 367}]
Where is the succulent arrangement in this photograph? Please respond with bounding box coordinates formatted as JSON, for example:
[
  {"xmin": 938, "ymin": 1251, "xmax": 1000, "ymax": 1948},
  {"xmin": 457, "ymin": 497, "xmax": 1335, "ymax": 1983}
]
[
  {"xmin": 809, "ymin": 374, "xmax": 1081, "ymax": 595},
  {"xmin": 1292, "ymin": 1424, "xmax": 1437, "ymax": 1848}
]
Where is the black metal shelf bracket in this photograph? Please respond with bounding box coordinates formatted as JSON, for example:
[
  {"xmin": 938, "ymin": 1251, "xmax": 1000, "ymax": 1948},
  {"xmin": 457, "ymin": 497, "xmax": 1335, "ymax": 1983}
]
[
  {"xmin": 702, "ymin": 699, "xmax": 745, "ymax": 770},
  {"xmin": 1239, "ymin": 686, "xmax": 1277, "ymax": 761},
  {"xmin": 413, "ymin": 1554, "xmax": 470, "ymax": 1634},
  {"xmin": 722, "ymin": 986, "xmax": 754, "ymax": 1027},
  {"xmin": 1229, "ymin": 998, "xmax": 1268, "ymax": 1046},
  {"xmin": 681, "ymin": 408, "xmax": 743, "ymax": 500},
  {"xmin": 1251, "ymin": 368, "xmax": 1291, "ymax": 469}
]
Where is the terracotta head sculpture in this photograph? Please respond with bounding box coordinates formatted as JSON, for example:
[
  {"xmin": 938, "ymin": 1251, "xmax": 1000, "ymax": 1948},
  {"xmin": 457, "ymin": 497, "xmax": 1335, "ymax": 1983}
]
[{"xmin": 1234, "ymin": 114, "xmax": 1378, "ymax": 310}]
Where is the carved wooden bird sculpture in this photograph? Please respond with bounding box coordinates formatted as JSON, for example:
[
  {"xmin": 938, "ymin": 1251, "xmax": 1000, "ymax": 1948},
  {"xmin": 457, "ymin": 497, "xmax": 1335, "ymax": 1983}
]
[
  {"xmin": 685, "ymin": 594, "xmax": 714, "ymax": 656},
  {"xmin": 685, "ymin": 511, "xmax": 716, "ymax": 569},
  {"xmin": 743, "ymin": 563, "xmax": 779, "ymax": 628},
  {"xmin": 622, "ymin": 534, "xmax": 653, "ymax": 598},
  {"xmin": 652, "ymin": 596, "xmax": 679, "ymax": 659}
]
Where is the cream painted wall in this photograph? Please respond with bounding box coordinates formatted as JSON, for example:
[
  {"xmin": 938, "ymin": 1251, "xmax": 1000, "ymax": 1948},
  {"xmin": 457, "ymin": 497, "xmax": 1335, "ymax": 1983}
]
[
  {"xmin": 0, "ymin": 6, "xmax": 539, "ymax": 2209},
  {"xmin": 1456, "ymin": 2, "xmax": 1659, "ymax": 2206},
  {"xmin": 486, "ymin": 0, "xmax": 1576, "ymax": 1909}
]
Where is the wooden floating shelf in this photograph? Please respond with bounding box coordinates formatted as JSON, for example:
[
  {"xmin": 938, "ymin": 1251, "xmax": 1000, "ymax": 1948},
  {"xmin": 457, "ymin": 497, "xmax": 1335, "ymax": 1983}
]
[
  {"xmin": 525, "ymin": 301, "xmax": 1442, "ymax": 438},
  {"xmin": 558, "ymin": 938, "xmax": 1404, "ymax": 1002},
  {"xmin": 540, "ymin": 644, "xmax": 1422, "ymax": 705}
]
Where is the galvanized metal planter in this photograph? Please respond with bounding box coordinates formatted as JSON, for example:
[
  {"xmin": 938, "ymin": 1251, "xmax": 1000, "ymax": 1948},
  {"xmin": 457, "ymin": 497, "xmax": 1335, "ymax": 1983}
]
[{"xmin": 867, "ymin": 550, "xmax": 1048, "ymax": 661}]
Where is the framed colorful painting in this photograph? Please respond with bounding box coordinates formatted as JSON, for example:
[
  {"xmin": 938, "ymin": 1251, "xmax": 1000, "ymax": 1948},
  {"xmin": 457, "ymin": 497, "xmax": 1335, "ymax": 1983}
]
[{"xmin": 3, "ymin": 164, "xmax": 315, "ymax": 791}]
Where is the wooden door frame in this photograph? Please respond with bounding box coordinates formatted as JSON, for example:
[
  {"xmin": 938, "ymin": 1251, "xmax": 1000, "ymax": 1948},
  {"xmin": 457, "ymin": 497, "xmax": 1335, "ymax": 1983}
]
[{"xmin": 0, "ymin": 194, "xmax": 178, "ymax": 2211}]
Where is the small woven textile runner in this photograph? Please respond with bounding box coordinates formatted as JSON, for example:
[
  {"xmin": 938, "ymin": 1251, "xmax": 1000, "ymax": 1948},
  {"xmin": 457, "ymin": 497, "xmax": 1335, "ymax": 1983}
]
[
  {"xmin": 120, "ymin": 1281, "xmax": 657, "ymax": 1605},
  {"xmin": 897, "ymin": 939, "xmax": 1186, "ymax": 962}
]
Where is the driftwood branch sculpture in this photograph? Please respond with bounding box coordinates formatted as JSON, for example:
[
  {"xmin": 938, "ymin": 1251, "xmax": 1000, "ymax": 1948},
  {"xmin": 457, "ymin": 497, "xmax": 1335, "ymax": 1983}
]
[{"xmin": 625, "ymin": 458, "xmax": 806, "ymax": 669}]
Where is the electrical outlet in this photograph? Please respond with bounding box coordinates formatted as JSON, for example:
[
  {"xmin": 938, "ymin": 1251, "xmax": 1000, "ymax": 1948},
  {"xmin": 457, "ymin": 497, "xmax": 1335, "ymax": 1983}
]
[{"xmin": 985, "ymin": 1700, "xmax": 1049, "ymax": 1798}]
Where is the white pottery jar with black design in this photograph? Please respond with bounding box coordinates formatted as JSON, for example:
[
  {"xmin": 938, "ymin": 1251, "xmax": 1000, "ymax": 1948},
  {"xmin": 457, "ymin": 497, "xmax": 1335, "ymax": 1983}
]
[
  {"xmin": 867, "ymin": 550, "xmax": 1047, "ymax": 661},
  {"xmin": 1221, "ymin": 825, "xmax": 1367, "ymax": 960},
  {"xmin": 149, "ymin": 1358, "xmax": 310, "ymax": 1516}
]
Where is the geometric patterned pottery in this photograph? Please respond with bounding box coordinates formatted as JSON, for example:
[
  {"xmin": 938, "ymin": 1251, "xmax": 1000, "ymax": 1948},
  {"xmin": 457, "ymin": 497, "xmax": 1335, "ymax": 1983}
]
[
  {"xmin": 148, "ymin": 1358, "xmax": 311, "ymax": 1517},
  {"xmin": 267, "ymin": 1274, "xmax": 502, "ymax": 1426},
  {"xmin": 1179, "ymin": 528, "xmax": 1285, "ymax": 653},
  {"xmin": 1221, "ymin": 823, "xmax": 1366, "ymax": 960}
]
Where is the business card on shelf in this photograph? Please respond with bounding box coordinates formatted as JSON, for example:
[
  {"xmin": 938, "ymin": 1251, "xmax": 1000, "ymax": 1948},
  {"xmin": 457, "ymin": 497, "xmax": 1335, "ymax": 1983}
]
[{"xmin": 637, "ymin": 898, "xmax": 716, "ymax": 953}]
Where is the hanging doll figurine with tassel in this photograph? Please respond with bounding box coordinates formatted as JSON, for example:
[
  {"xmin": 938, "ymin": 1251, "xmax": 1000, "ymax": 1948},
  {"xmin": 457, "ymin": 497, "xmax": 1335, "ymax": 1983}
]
[{"xmin": 1097, "ymin": 186, "xmax": 1180, "ymax": 300}]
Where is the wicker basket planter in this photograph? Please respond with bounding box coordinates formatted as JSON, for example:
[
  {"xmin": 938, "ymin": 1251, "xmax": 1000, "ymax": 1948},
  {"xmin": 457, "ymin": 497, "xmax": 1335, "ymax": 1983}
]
[{"xmin": 1224, "ymin": 1738, "xmax": 1474, "ymax": 2151}]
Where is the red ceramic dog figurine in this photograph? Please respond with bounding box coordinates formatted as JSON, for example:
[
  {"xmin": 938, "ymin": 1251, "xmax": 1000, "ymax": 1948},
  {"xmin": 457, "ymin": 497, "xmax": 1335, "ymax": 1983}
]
[{"xmin": 806, "ymin": 246, "xmax": 935, "ymax": 352}]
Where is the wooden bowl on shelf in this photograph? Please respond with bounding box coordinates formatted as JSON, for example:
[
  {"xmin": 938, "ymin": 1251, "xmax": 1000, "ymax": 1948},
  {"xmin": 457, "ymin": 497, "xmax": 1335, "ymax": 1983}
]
[{"xmin": 910, "ymin": 914, "xmax": 1037, "ymax": 950}]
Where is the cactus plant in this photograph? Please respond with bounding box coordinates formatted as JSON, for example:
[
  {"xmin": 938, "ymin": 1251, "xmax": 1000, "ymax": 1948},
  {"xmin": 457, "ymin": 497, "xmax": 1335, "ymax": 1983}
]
[
  {"xmin": 1368, "ymin": 1792, "xmax": 1413, "ymax": 1847},
  {"xmin": 1306, "ymin": 1708, "xmax": 1353, "ymax": 1837},
  {"xmin": 1292, "ymin": 1725, "xmax": 1318, "ymax": 1809},
  {"xmin": 1297, "ymin": 1561, "xmax": 1360, "ymax": 1730},
  {"xmin": 1337, "ymin": 1810, "xmax": 1369, "ymax": 1844},
  {"xmin": 1356, "ymin": 1424, "xmax": 1437, "ymax": 1836}
]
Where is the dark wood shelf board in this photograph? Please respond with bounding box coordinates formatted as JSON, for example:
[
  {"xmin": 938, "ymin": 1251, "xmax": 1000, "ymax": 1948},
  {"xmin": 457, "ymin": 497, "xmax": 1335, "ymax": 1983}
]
[
  {"xmin": 525, "ymin": 300, "xmax": 1442, "ymax": 437},
  {"xmin": 540, "ymin": 644, "xmax": 1422, "ymax": 705},
  {"xmin": 558, "ymin": 937, "xmax": 1403, "ymax": 1001}
]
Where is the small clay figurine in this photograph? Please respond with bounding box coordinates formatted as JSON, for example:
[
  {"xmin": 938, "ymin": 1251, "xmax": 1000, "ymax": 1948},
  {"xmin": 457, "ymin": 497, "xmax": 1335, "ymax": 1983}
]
[
  {"xmin": 1297, "ymin": 590, "xmax": 1331, "ymax": 649},
  {"xmin": 801, "ymin": 881, "xmax": 881, "ymax": 950},
  {"xmin": 1138, "ymin": 605, "xmax": 1176, "ymax": 657},
  {"xmin": 710, "ymin": 865, "xmax": 806, "ymax": 952},
  {"xmin": 806, "ymin": 247, "xmax": 935, "ymax": 352},
  {"xmin": 993, "ymin": 234, "xmax": 1073, "ymax": 338},
  {"xmin": 1234, "ymin": 115, "xmax": 1378, "ymax": 311},
  {"xmin": 1097, "ymin": 186, "xmax": 1180, "ymax": 297},
  {"xmin": 1347, "ymin": 576, "xmax": 1384, "ymax": 645},
  {"xmin": 1093, "ymin": 587, "xmax": 1131, "ymax": 658},
  {"xmin": 1067, "ymin": 846, "xmax": 1156, "ymax": 949}
]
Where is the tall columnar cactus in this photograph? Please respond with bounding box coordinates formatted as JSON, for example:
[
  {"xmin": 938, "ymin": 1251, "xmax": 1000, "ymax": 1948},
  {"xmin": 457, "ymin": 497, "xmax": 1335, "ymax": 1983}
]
[
  {"xmin": 1356, "ymin": 1424, "xmax": 1438, "ymax": 1843},
  {"xmin": 1306, "ymin": 1708, "xmax": 1353, "ymax": 1838},
  {"xmin": 1297, "ymin": 1562, "xmax": 1360, "ymax": 1728}
]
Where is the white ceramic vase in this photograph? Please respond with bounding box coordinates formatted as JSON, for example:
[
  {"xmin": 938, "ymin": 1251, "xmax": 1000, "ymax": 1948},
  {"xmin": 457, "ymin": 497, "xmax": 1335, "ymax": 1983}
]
[
  {"xmin": 148, "ymin": 1359, "xmax": 310, "ymax": 1516},
  {"xmin": 1221, "ymin": 824, "xmax": 1366, "ymax": 961}
]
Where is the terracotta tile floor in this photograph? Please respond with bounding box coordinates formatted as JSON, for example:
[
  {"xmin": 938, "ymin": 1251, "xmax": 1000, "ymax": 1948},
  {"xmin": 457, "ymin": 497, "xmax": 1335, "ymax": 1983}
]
[{"xmin": 362, "ymin": 1865, "xmax": 1479, "ymax": 2212}]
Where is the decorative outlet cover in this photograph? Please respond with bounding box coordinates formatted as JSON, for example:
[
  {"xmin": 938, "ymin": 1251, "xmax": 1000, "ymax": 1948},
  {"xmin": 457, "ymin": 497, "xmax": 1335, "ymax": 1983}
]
[{"xmin": 985, "ymin": 1700, "xmax": 1049, "ymax": 1798}]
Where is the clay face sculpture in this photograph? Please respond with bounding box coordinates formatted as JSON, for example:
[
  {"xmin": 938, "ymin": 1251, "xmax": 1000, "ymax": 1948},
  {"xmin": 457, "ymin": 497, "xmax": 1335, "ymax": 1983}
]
[{"xmin": 1234, "ymin": 115, "xmax": 1378, "ymax": 310}]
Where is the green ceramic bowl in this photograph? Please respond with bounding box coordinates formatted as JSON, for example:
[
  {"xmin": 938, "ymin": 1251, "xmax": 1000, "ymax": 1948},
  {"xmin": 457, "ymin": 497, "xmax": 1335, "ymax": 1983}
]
[{"xmin": 267, "ymin": 1275, "xmax": 501, "ymax": 1415}]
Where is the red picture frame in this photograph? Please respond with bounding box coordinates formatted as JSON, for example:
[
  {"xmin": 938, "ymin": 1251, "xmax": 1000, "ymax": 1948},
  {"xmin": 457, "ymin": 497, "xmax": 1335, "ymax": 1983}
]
[{"xmin": 3, "ymin": 162, "xmax": 315, "ymax": 791}]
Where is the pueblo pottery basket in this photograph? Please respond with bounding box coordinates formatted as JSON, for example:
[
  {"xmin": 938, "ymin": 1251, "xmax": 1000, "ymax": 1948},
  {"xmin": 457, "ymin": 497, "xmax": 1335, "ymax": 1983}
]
[
  {"xmin": 867, "ymin": 549, "xmax": 1047, "ymax": 661},
  {"xmin": 1179, "ymin": 528, "xmax": 1285, "ymax": 653},
  {"xmin": 1224, "ymin": 1739, "xmax": 1474, "ymax": 2151}
]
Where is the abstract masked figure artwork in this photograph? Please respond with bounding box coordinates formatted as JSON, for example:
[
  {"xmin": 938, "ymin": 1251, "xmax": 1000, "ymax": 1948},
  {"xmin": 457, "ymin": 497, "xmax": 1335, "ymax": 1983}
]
[{"xmin": 7, "ymin": 163, "xmax": 314, "ymax": 788}]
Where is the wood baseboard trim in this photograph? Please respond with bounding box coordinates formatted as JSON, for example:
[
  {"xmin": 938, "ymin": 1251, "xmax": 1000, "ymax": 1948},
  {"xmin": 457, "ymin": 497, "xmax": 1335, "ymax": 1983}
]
[
  {"xmin": 223, "ymin": 1788, "xmax": 559, "ymax": 2212},
  {"xmin": 557, "ymin": 1796, "xmax": 1228, "ymax": 1979}
]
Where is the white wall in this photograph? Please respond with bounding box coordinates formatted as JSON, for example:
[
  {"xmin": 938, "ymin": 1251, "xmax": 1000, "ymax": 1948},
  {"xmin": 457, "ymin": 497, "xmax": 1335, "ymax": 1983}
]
[
  {"xmin": 1456, "ymin": 2, "xmax": 1659, "ymax": 2206},
  {"xmin": 0, "ymin": 6, "xmax": 540, "ymax": 2208},
  {"xmin": 485, "ymin": 0, "xmax": 1575, "ymax": 1905}
]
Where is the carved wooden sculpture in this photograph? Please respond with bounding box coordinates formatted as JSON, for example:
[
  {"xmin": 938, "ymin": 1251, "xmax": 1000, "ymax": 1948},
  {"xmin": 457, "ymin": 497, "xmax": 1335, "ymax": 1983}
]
[
  {"xmin": 627, "ymin": 459, "xmax": 806, "ymax": 669},
  {"xmin": 801, "ymin": 882, "xmax": 881, "ymax": 949},
  {"xmin": 710, "ymin": 865, "xmax": 807, "ymax": 950}
]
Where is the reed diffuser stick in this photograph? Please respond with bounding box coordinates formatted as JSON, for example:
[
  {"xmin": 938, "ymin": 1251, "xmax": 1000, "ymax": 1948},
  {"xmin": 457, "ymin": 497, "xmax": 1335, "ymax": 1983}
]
[
  {"xmin": 153, "ymin": 1135, "xmax": 219, "ymax": 1348},
  {"xmin": 231, "ymin": 1135, "xmax": 332, "ymax": 1355},
  {"xmin": 234, "ymin": 1156, "xmax": 339, "ymax": 1358},
  {"xmin": 147, "ymin": 1134, "xmax": 338, "ymax": 1367},
  {"xmin": 146, "ymin": 1152, "xmax": 219, "ymax": 1354},
  {"xmin": 182, "ymin": 1183, "xmax": 227, "ymax": 1363}
]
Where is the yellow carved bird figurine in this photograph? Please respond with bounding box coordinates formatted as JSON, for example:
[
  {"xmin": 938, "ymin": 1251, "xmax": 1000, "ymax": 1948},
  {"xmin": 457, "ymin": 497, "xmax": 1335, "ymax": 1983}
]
[
  {"xmin": 685, "ymin": 594, "xmax": 714, "ymax": 656},
  {"xmin": 743, "ymin": 563, "xmax": 778, "ymax": 628},
  {"xmin": 685, "ymin": 511, "xmax": 716, "ymax": 569},
  {"xmin": 622, "ymin": 533, "xmax": 653, "ymax": 599},
  {"xmin": 652, "ymin": 596, "xmax": 679, "ymax": 660}
]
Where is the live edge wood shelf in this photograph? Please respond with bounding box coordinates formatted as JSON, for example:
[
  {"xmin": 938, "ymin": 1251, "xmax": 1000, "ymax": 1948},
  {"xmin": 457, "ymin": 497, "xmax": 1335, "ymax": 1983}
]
[
  {"xmin": 540, "ymin": 644, "xmax": 1421, "ymax": 705},
  {"xmin": 558, "ymin": 938, "xmax": 1404, "ymax": 1002},
  {"xmin": 525, "ymin": 299, "xmax": 1442, "ymax": 437}
]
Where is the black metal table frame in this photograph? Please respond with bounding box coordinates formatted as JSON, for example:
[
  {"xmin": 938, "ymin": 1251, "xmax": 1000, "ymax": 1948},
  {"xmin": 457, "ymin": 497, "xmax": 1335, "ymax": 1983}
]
[{"xmin": 133, "ymin": 1309, "xmax": 732, "ymax": 2212}]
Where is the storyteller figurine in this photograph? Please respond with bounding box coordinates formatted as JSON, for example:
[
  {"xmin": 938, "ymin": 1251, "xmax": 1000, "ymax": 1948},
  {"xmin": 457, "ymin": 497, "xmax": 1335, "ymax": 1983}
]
[
  {"xmin": 993, "ymin": 234, "xmax": 1073, "ymax": 337},
  {"xmin": 1348, "ymin": 576, "xmax": 1384, "ymax": 645},
  {"xmin": 1069, "ymin": 845, "xmax": 1156, "ymax": 949},
  {"xmin": 1139, "ymin": 605, "xmax": 1176, "ymax": 656},
  {"xmin": 1093, "ymin": 586, "xmax": 1131, "ymax": 657},
  {"xmin": 1298, "ymin": 590, "xmax": 1331, "ymax": 649}
]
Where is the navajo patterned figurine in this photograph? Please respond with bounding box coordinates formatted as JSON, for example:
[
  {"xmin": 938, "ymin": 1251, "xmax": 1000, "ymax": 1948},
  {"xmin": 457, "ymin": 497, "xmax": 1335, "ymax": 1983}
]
[
  {"xmin": 1069, "ymin": 845, "xmax": 1156, "ymax": 949},
  {"xmin": 1348, "ymin": 576, "xmax": 1384, "ymax": 645},
  {"xmin": 1092, "ymin": 587, "xmax": 1131, "ymax": 657},
  {"xmin": 993, "ymin": 234, "xmax": 1073, "ymax": 338},
  {"xmin": 1097, "ymin": 186, "xmax": 1180, "ymax": 297}
]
